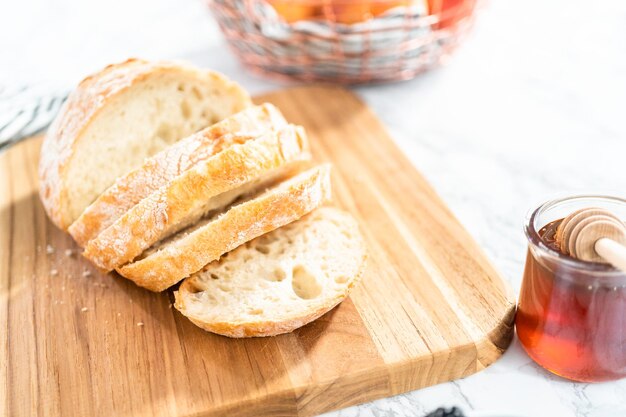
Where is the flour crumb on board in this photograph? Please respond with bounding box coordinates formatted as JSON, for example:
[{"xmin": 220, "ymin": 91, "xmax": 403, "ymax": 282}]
[
  {"xmin": 65, "ymin": 249, "xmax": 76, "ymax": 257},
  {"xmin": 46, "ymin": 244, "xmax": 55, "ymax": 255},
  {"xmin": 82, "ymin": 270, "xmax": 92, "ymax": 277},
  {"xmin": 81, "ymin": 307, "xmax": 88, "ymax": 312},
  {"xmin": 50, "ymin": 269, "xmax": 58, "ymax": 277},
  {"xmin": 137, "ymin": 322, "xmax": 144, "ymax": 327}
]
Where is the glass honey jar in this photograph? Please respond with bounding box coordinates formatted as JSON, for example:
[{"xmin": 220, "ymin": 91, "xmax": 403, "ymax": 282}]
[{"xmin": 517, "ymin": 195, "xmax": 626, "ymax": 382}]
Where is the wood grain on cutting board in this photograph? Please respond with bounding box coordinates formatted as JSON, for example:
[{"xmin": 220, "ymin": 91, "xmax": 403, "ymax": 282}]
[{"xmin": 0, "ymin": 85, "xmax": 515, "ymax": 417}]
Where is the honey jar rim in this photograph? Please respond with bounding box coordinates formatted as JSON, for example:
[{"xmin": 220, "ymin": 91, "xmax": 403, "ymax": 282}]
[{"xmin": 525, "ymin": 194, "xmax": 626, "ymax": 276}]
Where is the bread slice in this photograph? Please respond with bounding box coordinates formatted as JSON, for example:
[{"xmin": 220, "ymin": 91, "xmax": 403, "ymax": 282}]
[
  {"xmin": 68, "ymin": 103, "xmax": 287, "ymax": 247},
  {"xmin": 118, "ymin": 164, "xmax": 332, "ymax": 292},
  {"xmin": 39, "ymin": 58, "xmax": 251, "ymax": 230},
  {"xmin": 83, "ymin": 125, "xmax": 311, "ymax": 271},
  {"xmin": 174, "ymin": 207, "xmax": 367, "ymax": 338}
]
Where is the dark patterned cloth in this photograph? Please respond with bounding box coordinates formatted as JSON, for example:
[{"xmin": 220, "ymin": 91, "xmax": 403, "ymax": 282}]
[
  {"xmin": 425, "ymin": 407, "xmax": 466, "ymax": 417},
  {"xmin": 0, "ymin": 83, "xmax": 68, "ymax": 151}
]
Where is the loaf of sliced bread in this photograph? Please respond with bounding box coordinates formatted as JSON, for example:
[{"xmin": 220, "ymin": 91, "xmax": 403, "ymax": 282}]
[
  {"xmin": 39, "ymin": 59, "xmax": 366, "ymax": 337},
  {"xmin": 68, "ymin": 103, "xmax": 287, "ymax": 247},
  {"xmin": 174, "ymin": 207, "xmax": 366, "ymax": 338},
  {"xmin": 39, "ymin": 58, "xmax": 251, "ymax": 230},
  {"xmin": 83, "ymin": 125, "xmax": 311, "ymax": 271},
  {"xmin": 118, "ymin": 164, "xmax": 332, "ymax": 292}
]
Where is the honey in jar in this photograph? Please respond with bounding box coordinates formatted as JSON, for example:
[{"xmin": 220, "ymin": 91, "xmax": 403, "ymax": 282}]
[{"xmin": 516, "ymin": 196, "xmax": 626, "ymax": 382}]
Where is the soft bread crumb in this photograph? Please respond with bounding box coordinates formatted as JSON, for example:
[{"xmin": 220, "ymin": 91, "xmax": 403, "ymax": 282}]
[
  {"xmin": 175, "ymin": 207, "xmax": 366, "ymax": 338},
  {"xmin": 62, "ymin": 70, "xmax": 251, "ymax": 224},
  {"xmin": 39, "ymin": 60, "xmax": 252, "ymax": 229}
]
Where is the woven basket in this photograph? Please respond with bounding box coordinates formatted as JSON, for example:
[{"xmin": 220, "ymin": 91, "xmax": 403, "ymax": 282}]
[{"xmin": 210, "ymin": 0, "xmax": 478, "ymax": 83}]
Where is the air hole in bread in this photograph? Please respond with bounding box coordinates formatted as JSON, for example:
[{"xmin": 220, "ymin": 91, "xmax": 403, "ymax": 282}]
[
  {"xmin": 177, "ymin": 83, "xmax": 185, "ymax": 92},
  {"xmin": 335, "ymin": 275, "xmax": 348, "ymax": 284},
  {"xmin": 266, "ymin": 268, "xmax": 286, "ymax": 282},
  {"xmin": 191, "ymin": 87, "xmax": 202, "ymax": 100},
  {"xmin": 258, "ymin": 234, "xmax": 278, "ymax": 245},
  {"xmin": 255, "ymin": 245, "xmax": 270, "ymax": 255},
  {"xmin": 180, "ymin": 100, "xmax": 191, "ymax": 119},
  {"xmin": 291, "ymin": 266, "xmax": 321, "ymax": 299},
  {"xmin": 248, "ymin": 308, "xmax": 264, "ymax": 315},
  {"xmin": 296, "ymin": 130, "xmax": 304, "ymax": 150},
  {"xmin": 210, "ymin": 273, "xmax": 219, "ymax": 280},
  {"xmin": 156, "ymin": 123, "xmax": 175, "ymax": 142}
]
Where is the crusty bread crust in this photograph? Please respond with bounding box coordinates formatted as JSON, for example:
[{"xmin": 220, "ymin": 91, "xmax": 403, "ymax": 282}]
[
  {"xmin": 174, "ymin": 208, "xmax": 367, "ymax": 338},
  {"xmin": 68, "ymin": 104, "xmax": 286, "ymax": 247},
  {"xmin": 83, "ymin": 126, "xmax": 311, "ymax": 271},
  {"xmin": 182, "ymin": 286, "xmax": 356, "ymax": 338},
  {"xmin": 117, "ymin": 164, "xmax": 332, "ymax": 292},
  {"xmin": 39, "ymin": 58, "xmax": 251, "ymax": 230}
]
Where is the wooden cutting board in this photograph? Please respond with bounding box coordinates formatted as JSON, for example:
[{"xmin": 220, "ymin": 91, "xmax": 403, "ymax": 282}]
[{"xmin": 1, "ymin": 85, "xmax": 515, "ymax": 417}]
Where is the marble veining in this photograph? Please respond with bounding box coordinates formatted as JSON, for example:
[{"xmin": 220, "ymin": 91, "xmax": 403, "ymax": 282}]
[{"xmin": 2, "ymin": 0, "xmax": 626, "ymax": 415}]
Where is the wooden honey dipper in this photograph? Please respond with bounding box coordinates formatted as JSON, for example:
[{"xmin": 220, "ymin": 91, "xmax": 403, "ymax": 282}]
[{"xmin": 555, "ymin": 207, "xmax": 626, "ymax": 272}]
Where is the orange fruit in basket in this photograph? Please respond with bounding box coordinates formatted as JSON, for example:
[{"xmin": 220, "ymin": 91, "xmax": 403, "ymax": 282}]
[
  {"xmin": 428, "ymin": 0, "xmax": 474, "ymax": 29},
  {"xmin": 267, "ymin": 1, "xmax": 320, "ymax": 23},
  {"xmin": 369, "ymin": 1, "xmax": 415, "ymax": 17},
  {"xmin": 268, "ymin": 0, "xmax": 428, "ymax": 24},
  {"xmin": 330, "ymin": 1, "xmax": 423, "ymax": 23},
  {"xmin": 326, "ymin": 2, "xmax": 372, "ymax": 24}
]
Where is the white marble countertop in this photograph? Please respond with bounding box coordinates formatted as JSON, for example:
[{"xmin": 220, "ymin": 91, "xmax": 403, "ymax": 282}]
[{"xmin": 2, "ymin": 0, "xmax": 625, "ymax": 416}]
